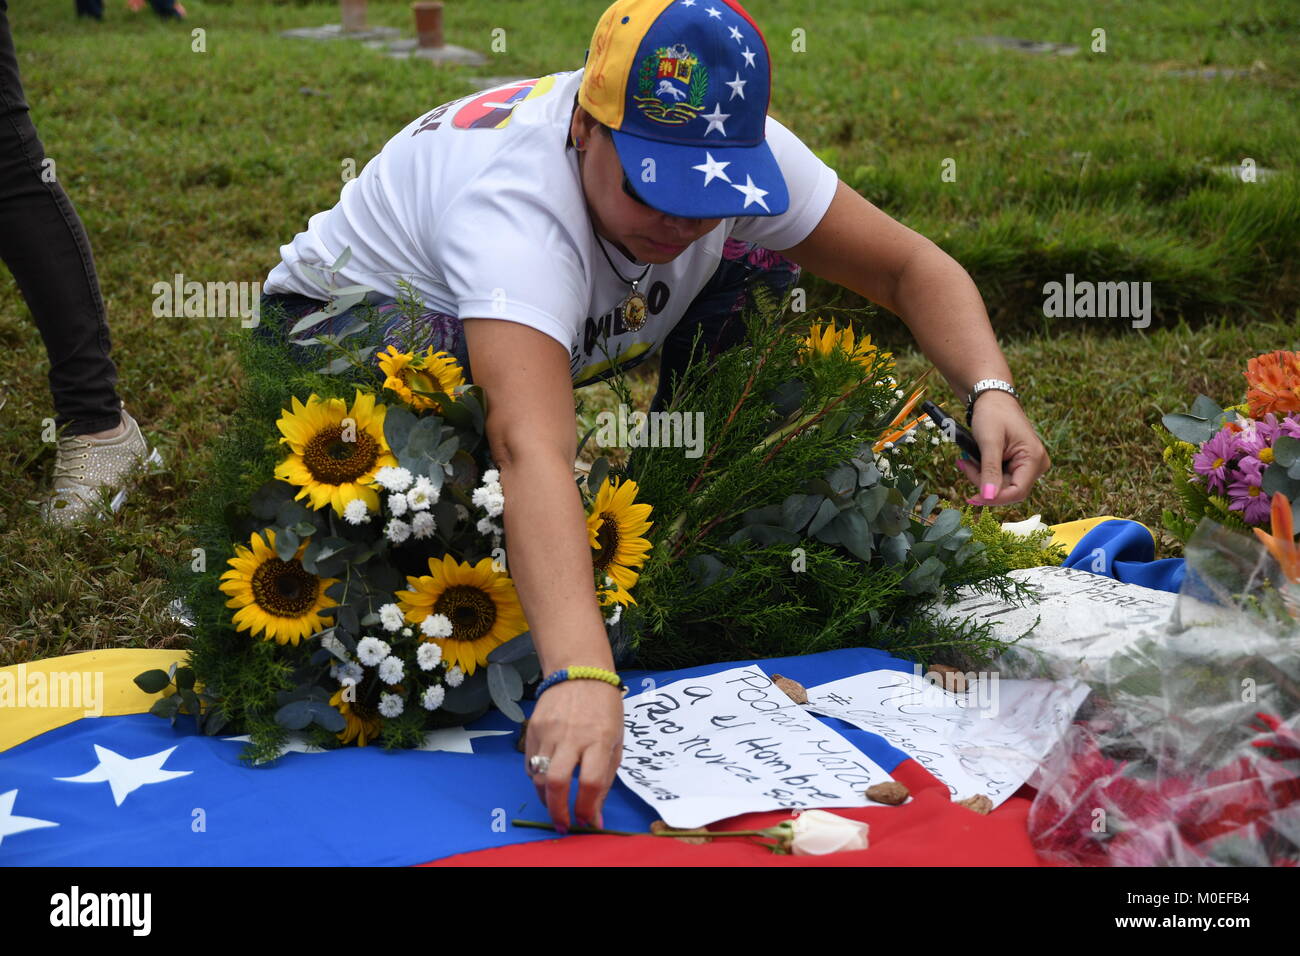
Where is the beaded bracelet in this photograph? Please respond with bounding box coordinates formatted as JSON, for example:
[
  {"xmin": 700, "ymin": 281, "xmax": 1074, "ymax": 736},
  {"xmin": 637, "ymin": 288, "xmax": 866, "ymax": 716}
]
[{"xmin": 536, "ymin": 666, "xmax": 629, "ymax": 698}]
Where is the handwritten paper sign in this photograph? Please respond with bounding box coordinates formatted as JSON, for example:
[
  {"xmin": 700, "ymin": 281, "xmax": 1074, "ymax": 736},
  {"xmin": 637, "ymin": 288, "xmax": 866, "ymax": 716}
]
[
  {"xmin": 803, "ymin": 670, "xmax": 1089, "ymax": 809},
  {"xmin": 929, "ymin": 565, "xmax": 1177, "ymax": 678},
  {"xmin": 616, "ymin": 666, "xmax": 893, "ymax": 828}
]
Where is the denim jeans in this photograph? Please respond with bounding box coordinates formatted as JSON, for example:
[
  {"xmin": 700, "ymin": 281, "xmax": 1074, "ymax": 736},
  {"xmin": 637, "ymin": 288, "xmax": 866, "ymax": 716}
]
[
  {"xmin": 0, "ymin": 0, "xmax": 122, "ymax": 434},
  {"xmin": 257, "ymin": 237, "xmax": 802, "ymax": 408}
]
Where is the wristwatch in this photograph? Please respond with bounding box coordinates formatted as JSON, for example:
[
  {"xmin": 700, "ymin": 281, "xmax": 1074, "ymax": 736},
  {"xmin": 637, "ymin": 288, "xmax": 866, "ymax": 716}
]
[{"xmin": 965, "ymin": 379, "xmax": 1020, "ymax": 427}]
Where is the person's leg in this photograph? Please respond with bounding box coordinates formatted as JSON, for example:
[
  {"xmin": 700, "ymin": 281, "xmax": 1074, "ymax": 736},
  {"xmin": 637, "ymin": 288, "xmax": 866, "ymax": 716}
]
[
  {"xmin": 75, "ymin": 0, "xmax": 105, "ymax": 20},
  {"xmin": 649, "ymin": 238, "xmax": 802, "ymax": 413},
  {"xmin": 0, "ymin": 0, "xmax": 122, "ymax": 437}
]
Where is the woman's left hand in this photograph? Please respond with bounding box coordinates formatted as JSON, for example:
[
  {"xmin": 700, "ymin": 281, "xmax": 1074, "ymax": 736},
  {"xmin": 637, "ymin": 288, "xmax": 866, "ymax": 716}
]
[{"xmin": 954, "ymin": 391, "xmax": 1051, "ymax": 506}]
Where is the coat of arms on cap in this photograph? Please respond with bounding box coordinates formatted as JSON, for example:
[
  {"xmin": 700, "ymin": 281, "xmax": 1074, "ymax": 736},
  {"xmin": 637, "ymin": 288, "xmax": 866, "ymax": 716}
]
[{"xmin": 634, "ymin": 43, "xmax": 708, "ymax": 125}]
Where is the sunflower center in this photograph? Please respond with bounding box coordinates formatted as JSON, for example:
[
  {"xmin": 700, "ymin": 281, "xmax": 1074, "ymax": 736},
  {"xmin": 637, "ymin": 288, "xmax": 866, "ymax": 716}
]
[
  {"xmin": 302, "ymin": 425, "xmax": 379, "ymax": 486},
  {"xmin": 251, "ymin": 559, "xmax": 320, "ymax": 617},
  {"xmin": 592, "ymin": 512, "xmax": 621, "ymax": 573},
  {"xmin": 433, "ymin": 585, "xmax": 497, "ymax": 643}
]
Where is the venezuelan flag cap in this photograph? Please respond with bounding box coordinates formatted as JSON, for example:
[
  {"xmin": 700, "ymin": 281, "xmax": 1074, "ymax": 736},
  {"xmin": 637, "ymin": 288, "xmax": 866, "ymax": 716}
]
[{"xmin": 578, "ymin": 0, "xmax": 789, "ymax": 219}]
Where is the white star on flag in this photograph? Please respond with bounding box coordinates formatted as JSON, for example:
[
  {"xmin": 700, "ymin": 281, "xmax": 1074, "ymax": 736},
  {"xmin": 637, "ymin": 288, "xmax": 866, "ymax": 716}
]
[
  {"xmin": 0, "ymin": 789, "xmax": 58, "ymax": 848},
  {"xmin": 55, "ymin": 745, "xmax": 192, "ymax": 807},
  {"xmin": 731, "ymin": 174, "xmax": 771, "ymax": 211},
  {"xmin": 741, "ymin": 46, "xmax": 756, "ymax": 68},
  {"xmin": 729, "ymin": 25, "xmax": 744, "ymax": 43},
  {"xmin": 692, "ymin": 152, "xmax": 732, "ymax": 185},
  {"xmin": 681, "ymin": 0, "xmax": 695, "ymax": 5},
  {"xmin": 725, "ymin": 71, "xmax": 747, "ymax": 99},
  {"xmin": 705, "ymin": 4, "xmax": 722, "ymax": 18},
  {"xmin": 701, "ymin": 103, "xmax": 731, "ymax": 136}
]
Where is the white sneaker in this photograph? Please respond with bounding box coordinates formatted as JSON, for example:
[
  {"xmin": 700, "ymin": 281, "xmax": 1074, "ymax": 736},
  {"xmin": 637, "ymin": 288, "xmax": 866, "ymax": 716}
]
[{"xmin": 41, "ymin": 404, "xmax": 164, "ymax": 526}]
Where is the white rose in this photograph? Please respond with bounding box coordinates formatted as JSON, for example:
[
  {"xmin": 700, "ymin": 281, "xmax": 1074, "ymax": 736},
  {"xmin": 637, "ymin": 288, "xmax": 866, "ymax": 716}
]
[
  {"xmin": 789, "ymin": 809, "xmax": 869, "ymax": 856},
  {"xmin": 1000, "ymin": 514, "xmax": 1045, "ymax": 538}
]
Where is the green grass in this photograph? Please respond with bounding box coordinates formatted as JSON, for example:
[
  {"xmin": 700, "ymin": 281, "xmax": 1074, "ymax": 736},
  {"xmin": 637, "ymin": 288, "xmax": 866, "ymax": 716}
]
[{"xmin": 1, "ymin": 0, "xmax": 1296, "ymax": 663}]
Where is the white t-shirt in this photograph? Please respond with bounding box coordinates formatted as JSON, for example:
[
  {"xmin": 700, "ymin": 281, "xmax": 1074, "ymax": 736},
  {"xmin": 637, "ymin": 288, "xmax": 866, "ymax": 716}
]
[{"xmin": 263, "ymin": 67, "xmax": 839, "ymax": 386}]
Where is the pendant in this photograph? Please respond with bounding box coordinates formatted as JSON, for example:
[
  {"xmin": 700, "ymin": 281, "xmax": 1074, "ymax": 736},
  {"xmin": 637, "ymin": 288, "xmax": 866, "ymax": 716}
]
[{"xmin": 622, "ymin": 284, "xmax": 648, "ymax": 332}]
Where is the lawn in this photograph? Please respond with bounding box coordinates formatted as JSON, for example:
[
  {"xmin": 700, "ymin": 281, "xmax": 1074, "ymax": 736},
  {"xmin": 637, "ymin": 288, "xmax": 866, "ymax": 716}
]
[{"xmin": 0, "ymin": 0, "xmax": 1296, "ymax": 663}]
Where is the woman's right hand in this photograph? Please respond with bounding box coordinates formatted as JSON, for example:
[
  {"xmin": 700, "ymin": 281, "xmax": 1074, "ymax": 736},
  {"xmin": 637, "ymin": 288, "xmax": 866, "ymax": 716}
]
[{"xmin": 525, "ymin": 676, "xmax": 625, "ymax": 832}]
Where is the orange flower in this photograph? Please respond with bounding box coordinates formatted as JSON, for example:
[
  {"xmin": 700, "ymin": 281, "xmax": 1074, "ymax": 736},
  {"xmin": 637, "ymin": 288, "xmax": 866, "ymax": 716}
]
[
  {"xmin": 1244, "ymin": 350, "xmax": 1300, "ymax": 418},
  {"xmin": 1253, "ymin": 492, "xmax": 1300, "ymax": 583}
]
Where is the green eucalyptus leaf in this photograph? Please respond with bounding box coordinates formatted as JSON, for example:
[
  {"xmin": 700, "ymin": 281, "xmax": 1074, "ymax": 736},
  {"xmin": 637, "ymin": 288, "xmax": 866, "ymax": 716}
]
[
  {"xmin": 383, "ymin": 406, "xmax": 417, "ymax": 457},
  {"xmin": 923, "ymin": 508, "xmax": 962, "ymax": 541},
  {"xmin": 274, "ymin": 700, "xmax": 314, "ymax": 730},
  {"xmin": 134, "ymin": 669, "xmax": 172, "ymax": 694},
  {"xmin": 173, "ymin": 667, "xmax": 196, "ymax": 691}
]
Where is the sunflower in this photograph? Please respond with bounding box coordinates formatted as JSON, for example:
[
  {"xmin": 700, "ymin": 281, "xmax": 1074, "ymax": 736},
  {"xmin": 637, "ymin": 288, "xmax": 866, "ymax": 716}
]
[
  {"xmin": 329, "ymin": 687, "xmax": 383, "ymax": 747},
  {"xmin": 586, "ymin": 477, "xmax": 653, "ymax": 606},
  {"xmin": 801, "ymin": 321, "xmax": 893, "ymax": 376},
  {"xmin": 394, "ymin": 555, "xmax": 528, "ymax": 676},
  {"xmin": 377, "ymin": 345, "xmax": 466, "ymax": 412},
  {"xmin": 218, "ymin": 528, "xmax": 340, "ymax": 646},
  {"xmin": 273, "ymin": 389, "xmax": 398, "ymax": 516},
  {"xmin": 1245, "ymin": 350, "xmax": 1300, "ymax": 418}
]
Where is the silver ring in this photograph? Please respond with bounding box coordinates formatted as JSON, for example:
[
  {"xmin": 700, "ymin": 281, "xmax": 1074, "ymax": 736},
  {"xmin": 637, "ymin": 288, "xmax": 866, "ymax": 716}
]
[{"xmin": 528, "ymin": 754, "xmax": 551, "ymax": 775}]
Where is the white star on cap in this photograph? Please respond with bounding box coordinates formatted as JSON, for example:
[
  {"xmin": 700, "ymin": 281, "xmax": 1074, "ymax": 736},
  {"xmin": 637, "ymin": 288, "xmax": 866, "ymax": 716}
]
[
  {"xmin": 731, "ymin": 174, "xmax": 771, "ymax": 212},
  {"xmin": 56, "ymin": 744, "xmax": 192, "ymax": 807},
  {"xmin": 0, "ymin": 790, "xmax": 58, "ymax": 848},
  {"xmin": 705, "ymin": 5, "xmax": 722, "ymax": 18},
  {"xmin": 725, "ymin": 71, "xmax": 747, "ymax": 99},
  {"xmin": 701, "ymin": 102, "xmax": 731, "ymax": 136},
  {"xmin": 741, "ymin": 46, "xmax": 757, "ymax": 68},
  {"xmin": 692, "ymin": 152, "xmax": 733, "ymax": 186},
  {"xmin": 729, "ymin": 25, "xmax": 744, "ymax": 43}
]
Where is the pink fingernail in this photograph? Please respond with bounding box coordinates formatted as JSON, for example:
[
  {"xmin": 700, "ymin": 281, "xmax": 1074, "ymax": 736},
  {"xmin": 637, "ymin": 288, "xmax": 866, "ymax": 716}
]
[{"xmin": 982, "ymin": 483, "xmax": 996, "ymax": 500}]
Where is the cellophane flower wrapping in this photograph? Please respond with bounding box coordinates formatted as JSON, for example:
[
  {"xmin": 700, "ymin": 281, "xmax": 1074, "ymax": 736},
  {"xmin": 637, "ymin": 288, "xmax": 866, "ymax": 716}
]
[{"xmin": 997, "ymin": 518, "xmax": 1300, "ymax": 866}]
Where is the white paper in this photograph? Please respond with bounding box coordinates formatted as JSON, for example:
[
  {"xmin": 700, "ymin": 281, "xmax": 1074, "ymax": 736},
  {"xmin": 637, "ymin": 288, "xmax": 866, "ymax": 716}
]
[
  {"xmin": 803, "ymin": 670, "xmax": 1090, "ymax": 809},
  {"xmin": 616, "ymin": 666, "xmax": 893, "ymax": 828},
  {"xmin": 930, "ymin": 565, "xmax": 1176, "ymax": 659}
]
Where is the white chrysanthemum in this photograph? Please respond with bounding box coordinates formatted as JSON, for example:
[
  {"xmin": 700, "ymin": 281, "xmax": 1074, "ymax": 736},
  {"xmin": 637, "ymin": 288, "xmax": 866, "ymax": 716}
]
[
  {"xmin": 931, "ymin": 436, "xmax": 940, "ymax": 445},
  {"xmin": 405, "ymin": 476, "xmax": 437, "ymax": 511},
  {"xmin": 894, "ymin": 388, "xmax": 905, "ymax": 399},
  {"xmin": 343, "ymin": 497, "xmax": 371, "ymax": 525},
  {"xmin": 387, "ymin": 492, "xmax": 409, "ymax": 517},
  {"xmin": 605, "ymin": 604, "xmax": 622, "ymax": 625},
  {"xmin": 378, "ymin": 692, "xmax": 404, "ymax": 718},
  {"xmin": 375, "ymin": 466, "xmax": 413, "ymax": 493},
  {"xmin": 482, "ymin": 468, "xmax": 500, "ymax": 485},
  {"xmin": 378, "ymin": 655, "xmax": 405, "ymax": 685},
  {"xmin": 378, "ymin": 602, "xmax": 405, "ymax": 632},
  {"xmin": 421, "ymin": 612, "xmax": 453, "ymax": 638},
  {"xmin": 472, "ymin": 484, "xmax": 505, "ymax": 518},
  {"xmin": 455, "ymin": 504, "xmax": 469, "ymax": 523},
  {"xmin": 401, "ymin": 626, "xmax": 413, "ymax": 638},
  {"xmin": 416, "ymin": 640, "xmax": 444, "ymax": 670},
  {"xmin": 476, "ymin": 517, "xmax": 502, "ymax": 537},
  {"xmin": 411, "ymin": 510, "xmax": 436, "ymax": 539},
  {"xmin": 421, "ymin": 684, "xmax": 447, "ymax": 711},
  {"xmin": 445, "ymin": 665, "xmax": 464, "ymax": 688},
  {"xmin": 357, "ymin": 636, "xmax": 391, "ymax": 667},
  {"xmin": 385, "ymin": 518, "xmax": 411, "ymax": 544},
  {"xmin": 329, "ymin": 659, "xmax": 363, "ymax": 686},
  {"xmin": 341, "ymin": 661, "xmax": 364, "ymax": 685}
]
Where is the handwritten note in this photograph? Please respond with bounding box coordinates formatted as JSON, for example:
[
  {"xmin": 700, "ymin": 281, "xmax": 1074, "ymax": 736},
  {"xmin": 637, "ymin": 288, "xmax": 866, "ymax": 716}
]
[
  {"xmin": 803, "ymin": 670, "xmax": 1089, "ymax": 809},
  {"xmin": 616, "ymin": 666, "xmax": 893, "ymax": 828},
  {"xmin": 929, "ymin": 565, "xmax": 1177, "ymax": 679}
]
